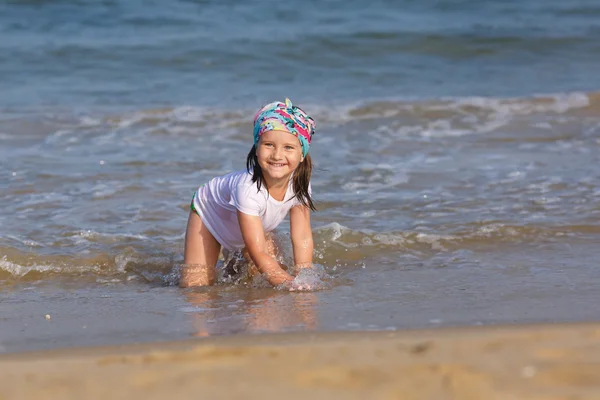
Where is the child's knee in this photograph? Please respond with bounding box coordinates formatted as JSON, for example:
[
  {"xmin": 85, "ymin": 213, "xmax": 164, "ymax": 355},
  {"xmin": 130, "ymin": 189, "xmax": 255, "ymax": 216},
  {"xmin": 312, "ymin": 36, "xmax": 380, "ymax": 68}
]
[{"xmin": 179, "ymin": 264, "xmax": 216, "ymax": 287}]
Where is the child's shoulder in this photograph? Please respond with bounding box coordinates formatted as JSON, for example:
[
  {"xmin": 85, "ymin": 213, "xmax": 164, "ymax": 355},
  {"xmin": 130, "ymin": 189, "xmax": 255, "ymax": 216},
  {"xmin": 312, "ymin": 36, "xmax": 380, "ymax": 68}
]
[
  {"xmin": 212, "ymin": 169, "xmax": 259, "ymax": 193},
  {"xmin": 211, "ymin": 169, "xmax": 251, "ymax": 184}
]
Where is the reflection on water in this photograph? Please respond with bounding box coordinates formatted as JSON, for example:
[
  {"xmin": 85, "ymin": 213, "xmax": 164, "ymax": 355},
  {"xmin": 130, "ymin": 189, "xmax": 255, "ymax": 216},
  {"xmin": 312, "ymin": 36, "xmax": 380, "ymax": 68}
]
[{"xmin": 183, "ymin": 288, "xmax": 318, "ymax": 337}]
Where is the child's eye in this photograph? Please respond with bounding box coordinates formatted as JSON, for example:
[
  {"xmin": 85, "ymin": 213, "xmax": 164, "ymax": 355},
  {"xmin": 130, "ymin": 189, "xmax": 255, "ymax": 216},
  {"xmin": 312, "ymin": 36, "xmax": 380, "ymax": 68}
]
[
  {"xmin": 264, "ymin": 143, "xmax": 274, "ymax": 147},
  {"xmin": 285, "ymin": 146, "xmax": 294, "ymax": 150}
]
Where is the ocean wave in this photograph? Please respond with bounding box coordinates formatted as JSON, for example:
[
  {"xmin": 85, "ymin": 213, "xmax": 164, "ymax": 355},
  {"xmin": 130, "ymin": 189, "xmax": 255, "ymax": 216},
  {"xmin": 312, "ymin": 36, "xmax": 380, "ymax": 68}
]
[
  {"xmin": 6, "ymin": 90, "xmax": 594, "ymax": 145},
  {"xmin": 0, "ymin": 248, "xmax": 175, "ymax": 283},
  {"xmin": 2, "ymin": 221, "xmax": 595, "ymax": 283},
  {"xmin": 109, "ymin": 90, "xmax": 599, "ymax": 128},
  {"xmin": 340, "ymin": 91, "xmax": 598, "ymax": 138},
  {"xmin": 313, "ymin": 221, "xmax": 592, "ymax": 252}
]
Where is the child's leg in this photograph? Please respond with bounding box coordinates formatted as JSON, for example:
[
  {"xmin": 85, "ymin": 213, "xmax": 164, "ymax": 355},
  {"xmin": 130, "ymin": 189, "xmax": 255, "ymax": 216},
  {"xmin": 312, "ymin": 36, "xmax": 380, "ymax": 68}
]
[{"xmin": 181, "ymin": 211, "xmax": 221, "ymax": 287}]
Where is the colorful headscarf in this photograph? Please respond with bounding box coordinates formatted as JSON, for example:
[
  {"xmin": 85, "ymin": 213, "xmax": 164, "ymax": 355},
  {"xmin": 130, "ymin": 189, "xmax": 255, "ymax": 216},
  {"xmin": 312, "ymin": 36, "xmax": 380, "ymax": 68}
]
[{"xmin": 253, "ymin": 98, "xmax": 316, "ymax": 157}]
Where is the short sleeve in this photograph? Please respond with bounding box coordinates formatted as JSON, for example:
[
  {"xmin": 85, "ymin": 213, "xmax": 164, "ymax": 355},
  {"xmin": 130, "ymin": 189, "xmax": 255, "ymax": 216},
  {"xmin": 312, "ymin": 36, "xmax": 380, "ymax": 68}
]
[{"xmin": 232, "ymin": 179, "xmax": 265, "ymax": 216}]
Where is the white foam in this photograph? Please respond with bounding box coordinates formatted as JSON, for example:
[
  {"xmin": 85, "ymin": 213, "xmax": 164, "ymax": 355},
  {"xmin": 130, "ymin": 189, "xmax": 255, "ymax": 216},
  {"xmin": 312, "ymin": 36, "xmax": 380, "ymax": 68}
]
[
  {"xmin": 344, "ymin": 91, "xmax": 592, "ymax": 138},
  {"xmin": 76, "ymin": 230, "xmax": 148, "ymax": 241},
  {"xmin": 316, "ymin": 222, "xmax": 351, "ymax": 243},
  {"xmin": 419, "ymin": 119, "xmax": 472, "ymax": 138},
  {"xmin": 0, "ymin": 256, "xmax": 54, "ymax": 277}
]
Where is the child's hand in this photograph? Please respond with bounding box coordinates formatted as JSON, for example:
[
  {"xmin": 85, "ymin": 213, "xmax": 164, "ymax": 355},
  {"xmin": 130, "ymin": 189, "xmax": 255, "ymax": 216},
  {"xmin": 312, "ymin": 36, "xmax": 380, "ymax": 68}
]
[
  {"xmin": 286, "ymin": 265, "xmax": 330, "ymax": 292},
  {"xmin": 284, "ymin": 263, "xmax": 314, "ymax": 290},
  {"xmin": 294, "ymin": 262, "xmax": 314, "ymax": 271},
  {"xmin": 289, "ymin": 280, "xmax": 313, "ymax": 291},
  {"xmin": 277, "ymin": 264, "xmax": 329, "ymax": 291}
]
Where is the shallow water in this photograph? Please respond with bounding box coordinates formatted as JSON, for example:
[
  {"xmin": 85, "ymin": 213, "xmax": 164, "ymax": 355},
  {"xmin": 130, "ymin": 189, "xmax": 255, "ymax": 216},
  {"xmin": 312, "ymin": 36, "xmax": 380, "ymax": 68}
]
[{"xmin": 2, "ymin": 0, "xmax": 600, "ymax": 352}]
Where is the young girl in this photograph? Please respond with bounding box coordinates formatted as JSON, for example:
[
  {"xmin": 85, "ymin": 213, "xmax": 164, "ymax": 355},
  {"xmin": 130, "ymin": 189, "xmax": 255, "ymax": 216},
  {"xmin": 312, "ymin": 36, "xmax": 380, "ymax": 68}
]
[{"xmin": 181, "ymin": 98, "xmax": 316, "ymax": 290}]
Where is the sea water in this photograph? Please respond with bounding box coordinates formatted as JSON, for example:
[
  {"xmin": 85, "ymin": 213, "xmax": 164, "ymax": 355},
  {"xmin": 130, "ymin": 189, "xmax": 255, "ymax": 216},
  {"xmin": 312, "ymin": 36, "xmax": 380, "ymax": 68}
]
[{"xmin": 2, "ymin": 0, "xmax": 600, "ymax": 352}]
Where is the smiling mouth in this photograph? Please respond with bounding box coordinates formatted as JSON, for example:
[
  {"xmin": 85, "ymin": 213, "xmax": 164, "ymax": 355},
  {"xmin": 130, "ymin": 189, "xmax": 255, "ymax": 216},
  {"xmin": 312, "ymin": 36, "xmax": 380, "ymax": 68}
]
[{"xmin": 268, "ymin": 162, "xmax": 287, "ymax": 167}]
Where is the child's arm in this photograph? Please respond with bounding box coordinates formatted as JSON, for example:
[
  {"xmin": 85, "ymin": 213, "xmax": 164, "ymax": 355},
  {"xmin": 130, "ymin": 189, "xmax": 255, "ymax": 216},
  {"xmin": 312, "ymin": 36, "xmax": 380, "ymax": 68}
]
[
  {"xmin": 237, "ymin": 210, "xmax": 294, "ymax": 286},
  {"xmin": 289, "ymin": 205, "xmax": 314, "ymax": 268}
]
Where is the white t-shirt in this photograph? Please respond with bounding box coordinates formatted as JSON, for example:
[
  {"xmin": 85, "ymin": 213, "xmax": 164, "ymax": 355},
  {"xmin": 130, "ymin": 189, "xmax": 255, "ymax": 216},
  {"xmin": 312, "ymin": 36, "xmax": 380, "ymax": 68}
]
[{"xmin": 192, "ymin": 169, "xmax": 306, "ymax": 251}]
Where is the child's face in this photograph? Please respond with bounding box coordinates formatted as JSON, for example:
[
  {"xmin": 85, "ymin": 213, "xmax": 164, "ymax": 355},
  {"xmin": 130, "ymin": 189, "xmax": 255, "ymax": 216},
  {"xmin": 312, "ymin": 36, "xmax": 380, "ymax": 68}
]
[{"xmin": 256, "ymin": 130, "xmax": 304, "ymax": 182}]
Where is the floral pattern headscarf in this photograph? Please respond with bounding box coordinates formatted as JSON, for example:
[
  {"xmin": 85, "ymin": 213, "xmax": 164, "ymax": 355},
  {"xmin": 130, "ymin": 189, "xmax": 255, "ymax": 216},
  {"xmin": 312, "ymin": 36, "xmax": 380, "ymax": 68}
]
[{"xmin": 253, "ymin": 98, "xmax": 316, "ymax": 157}]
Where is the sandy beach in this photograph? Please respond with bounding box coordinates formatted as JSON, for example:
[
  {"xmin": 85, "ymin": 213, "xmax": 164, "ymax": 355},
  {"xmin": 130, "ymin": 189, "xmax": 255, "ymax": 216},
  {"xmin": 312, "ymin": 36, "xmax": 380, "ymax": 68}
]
[{"xmin": 2, "ymin": 322, "xmax": 599, "ymax": 400}]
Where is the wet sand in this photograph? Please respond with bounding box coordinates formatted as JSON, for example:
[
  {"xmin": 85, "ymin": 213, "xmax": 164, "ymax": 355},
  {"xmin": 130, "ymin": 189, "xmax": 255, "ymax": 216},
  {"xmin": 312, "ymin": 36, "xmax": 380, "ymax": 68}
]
[{"xmin": 2, "ymin": 323, "xmax": 599, "ymax": 399}]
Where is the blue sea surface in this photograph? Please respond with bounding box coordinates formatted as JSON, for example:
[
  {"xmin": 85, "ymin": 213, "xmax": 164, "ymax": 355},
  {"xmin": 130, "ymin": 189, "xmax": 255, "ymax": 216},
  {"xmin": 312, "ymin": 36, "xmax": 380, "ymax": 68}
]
[{"xmin": 1, "ymin": 0, "xmax": 600, "ymax": 109}]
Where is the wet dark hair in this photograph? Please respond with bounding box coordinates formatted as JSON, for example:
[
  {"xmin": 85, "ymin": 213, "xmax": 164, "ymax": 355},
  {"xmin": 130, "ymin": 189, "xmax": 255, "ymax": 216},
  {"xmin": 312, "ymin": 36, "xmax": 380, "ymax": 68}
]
[{"xmin": 246, "ymin": 145, "xmax": 316, "ymax": 211}]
